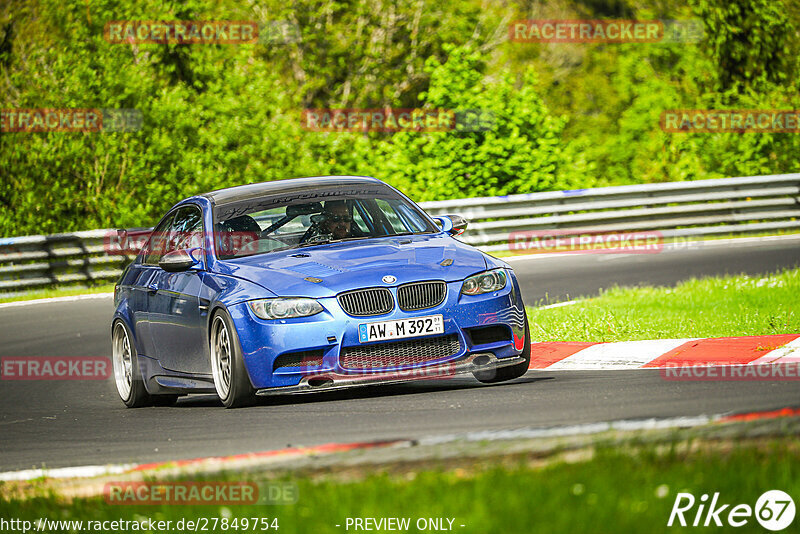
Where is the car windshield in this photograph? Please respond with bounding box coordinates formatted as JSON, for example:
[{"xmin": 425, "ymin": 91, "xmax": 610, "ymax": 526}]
[{"xmin": 212, "ymin": 185, "xmax": 439, "ymax": 259}]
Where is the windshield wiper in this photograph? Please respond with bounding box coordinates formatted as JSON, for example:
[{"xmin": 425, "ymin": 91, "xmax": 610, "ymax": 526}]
[
  {"xmin": 297, "ymin": 236, "xmax": 372, "ymax": 248},
  {"xmin": 299, "ymin": 233, "xmax": 429, "ymax": 247},
  {"xmin": 390, "ymin": 231, "xmax": 428, "ymax": 237}
]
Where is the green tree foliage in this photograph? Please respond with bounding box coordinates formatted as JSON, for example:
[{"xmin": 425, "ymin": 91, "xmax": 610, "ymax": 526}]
[
  {"xmin": 373, "ymin": 45, "xmax": 574, "ymax": 200},
  {"xmin": 691, "ymin": 0, "xmax": 797, "ymax": 90},
  {"xmin": 0, "ymin": 0, "xmax": 798, "ymax": 236},
  {"xmin": 255, "ymin": 0, "xmax": 503, "ymax": 108}
]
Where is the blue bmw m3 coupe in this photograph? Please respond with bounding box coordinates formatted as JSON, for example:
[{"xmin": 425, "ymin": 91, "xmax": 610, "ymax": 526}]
[{"xmin": 112, "ymin": 176, "xmax": 530, "ymax": 407}]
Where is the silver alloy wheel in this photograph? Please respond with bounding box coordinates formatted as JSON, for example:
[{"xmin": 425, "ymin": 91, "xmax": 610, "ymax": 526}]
[
  {"xmin": 210, "ymin": 315, "xmax": 232, "ymax": 399},
  {"xmin": 112, "ymin": 322, "xmax": 133, "ymax": 400}
]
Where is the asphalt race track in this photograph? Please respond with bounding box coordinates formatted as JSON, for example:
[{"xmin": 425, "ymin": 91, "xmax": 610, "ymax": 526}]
[{"xmin": 1, "ymin": 237, "xmax": 798, "ymax": 472}]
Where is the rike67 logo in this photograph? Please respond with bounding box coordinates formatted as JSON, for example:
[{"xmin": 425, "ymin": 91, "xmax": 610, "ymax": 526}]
[{"xmin": 668, "ymin": 490, "xmax": 795, "ymax": 531}]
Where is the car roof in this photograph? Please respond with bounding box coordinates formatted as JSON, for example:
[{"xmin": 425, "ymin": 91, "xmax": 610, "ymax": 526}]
[{"xmin": 201, "ymin": 176, "xmax": 385, "ymax": 206}]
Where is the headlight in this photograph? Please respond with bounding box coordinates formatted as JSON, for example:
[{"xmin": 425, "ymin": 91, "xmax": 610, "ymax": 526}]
[
  {"xmin": 461, "ymin": 270, "xmax": 507, "ymax": 295},
  {"xmin": 248, "ymin": 298, "xmax": 323, "ymax": 319}
]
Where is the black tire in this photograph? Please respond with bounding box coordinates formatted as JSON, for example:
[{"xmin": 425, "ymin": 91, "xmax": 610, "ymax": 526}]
[
  {"xmin": 111, "ymin": 320, "xmax": 153, "ymax": 408},
  {"xmin": 474, "ymin": 316, "xmax": 531, "ymax": 384},
  {"xmin": 210, "ymin": 310, "xmax": 256, "ymax": 408}
]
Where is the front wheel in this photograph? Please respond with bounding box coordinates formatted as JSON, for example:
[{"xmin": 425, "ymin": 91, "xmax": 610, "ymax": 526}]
[
  {"xmin": 210, "ymin": 310, "xmax": 256, "ymax": 408},
  {"xmin": 474, "ymin": 316, "xmax": 531, "ymax": 384}
]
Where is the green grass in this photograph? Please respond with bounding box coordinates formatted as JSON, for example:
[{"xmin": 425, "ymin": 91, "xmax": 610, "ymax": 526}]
[
  {"xmin": 2, "ymin": 440, "xmax": 798, "ymax": 533},
  {"xmin": 528, "ymin": 268, "xmax": 800, "ymax": 342},
  {"xmin": 0, "ymin": 284, "xmax": 115, "ymax": 304}
]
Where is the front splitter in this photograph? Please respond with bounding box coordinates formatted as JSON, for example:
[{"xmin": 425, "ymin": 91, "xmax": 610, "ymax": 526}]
[{"xmin": 255, "ymin": 352, "xmax": 525, "ymax": 396}]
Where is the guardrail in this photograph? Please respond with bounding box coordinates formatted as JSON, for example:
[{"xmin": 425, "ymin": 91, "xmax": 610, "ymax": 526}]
[
  {"xmin": 0, "ymin": 230, "xmax": 127, "ymax": 293},
  {"xmin": 1, "ymin": 173, "xmax": 798, "ymax": 292},
  {"xmin": 421, "ymin": 173, "xmax": 800, "ymax": 251}
]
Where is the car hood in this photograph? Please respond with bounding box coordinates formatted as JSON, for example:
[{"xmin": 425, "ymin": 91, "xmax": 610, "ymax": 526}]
[{"xmin": 214, "ymin": 234, "xmax": 489, "ymax": 298}]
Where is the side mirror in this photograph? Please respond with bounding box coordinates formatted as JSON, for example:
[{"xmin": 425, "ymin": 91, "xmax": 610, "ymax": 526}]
[
  {"xmin": 434, "ymin": 215, "xmax": 468, "ymax": 236},
  {"xmin": 159, "ymin": 248, "xmax": 202, "ymax": 272}
]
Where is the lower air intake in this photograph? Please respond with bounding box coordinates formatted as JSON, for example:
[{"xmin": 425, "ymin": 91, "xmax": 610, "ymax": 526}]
[
  {"xmin": 273, "ymin": 350, "xmax": 324, "ymax": 371},
  {"xmin": 340, "ymin": 334, "xmax": 460, "ymax": 369},
  {"xmin": 468, "ymin": 325, "xmax": 511, "ymax": 345}
]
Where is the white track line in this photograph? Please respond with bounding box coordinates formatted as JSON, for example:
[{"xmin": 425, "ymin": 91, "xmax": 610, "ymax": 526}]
[
  {"xmin": 418, "ymin": 414, "xmax": 716, "ymax": 445},
  {"xmin": 545, "ymin": 338, "xmax": 696, "ymax": 370},
  {"xmin": 0, "ymin": 293, "xmax": 113, "ymax": 310},
  {"xmin": 536, "ymin": 300, "xmax": 578, "ymax": 310},
  {"xmin": 0, "ymin": 463, "xmax": 136, "ymax": 482}
]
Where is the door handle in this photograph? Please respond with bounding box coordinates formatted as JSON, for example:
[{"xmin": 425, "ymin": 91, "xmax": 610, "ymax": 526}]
[{"xmin": 146, "ymin": 283, "xmax": 158, "ymax": 294}]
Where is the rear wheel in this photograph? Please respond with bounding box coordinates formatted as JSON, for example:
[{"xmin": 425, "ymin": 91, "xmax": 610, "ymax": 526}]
[
  {"xmin": 210, "ymin": 310, "xmax": 256, "ymax": 408},
  {"xmin": 474, "ymin": 316, "xmax": 531, "ymax": 384},
  {"xmin": 112, "ymin": 321, "xmax": 152, "ymax": 408}
]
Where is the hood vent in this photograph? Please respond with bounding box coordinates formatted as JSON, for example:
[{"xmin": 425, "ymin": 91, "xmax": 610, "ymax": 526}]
[{"xmin": 289, "ymin": 261, "xmax": 346, "ymax": 277}]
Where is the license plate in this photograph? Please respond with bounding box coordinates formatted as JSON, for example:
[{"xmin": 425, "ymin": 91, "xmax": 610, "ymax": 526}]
[{"xmin": 358, "ymin": 315, "xmax": 444, "ymax": 343}]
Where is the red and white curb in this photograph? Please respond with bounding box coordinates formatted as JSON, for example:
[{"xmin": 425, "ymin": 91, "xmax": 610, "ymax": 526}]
[{"xmin": 528, "ymin": 334, "xmax": 800, "ymax": 370}]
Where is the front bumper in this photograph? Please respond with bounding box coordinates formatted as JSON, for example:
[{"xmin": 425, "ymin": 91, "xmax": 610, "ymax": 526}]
[
  {"xmin": 255, "ymin": 352, "xmax": 525, "ymax": 395},
  {"xmin": 229, "ymin": 272, "xmax": 527, "ymax": 390}
]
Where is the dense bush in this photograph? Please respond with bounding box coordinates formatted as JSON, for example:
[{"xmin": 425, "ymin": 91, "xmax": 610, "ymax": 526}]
[{"xmin": 369, "ymin": 45, "xmax": 575, "ymax": 201}]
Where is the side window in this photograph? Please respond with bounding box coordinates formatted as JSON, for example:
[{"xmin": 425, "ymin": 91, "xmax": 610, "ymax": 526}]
[
  {"xmin": 141, "ymin": 206, "xmax": 203, "ymax": 266},
  {"xmin": 142, "ymin": 214, "xmax": 175, "ymax": 266},
  {"xmin": 169, "ymin": 206, "xmax": 204, "ymax": 253}
]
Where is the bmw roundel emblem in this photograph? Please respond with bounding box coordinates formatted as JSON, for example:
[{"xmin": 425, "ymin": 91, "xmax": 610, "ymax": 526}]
[{"xmin": 382, "ymin": 275, "xmax": 397, "ymax": 284}]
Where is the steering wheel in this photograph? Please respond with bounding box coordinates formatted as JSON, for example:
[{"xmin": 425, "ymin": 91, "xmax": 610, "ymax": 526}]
[{"xmin": 299, "ymin": 214, "xmax": 331, "ymax": 244}]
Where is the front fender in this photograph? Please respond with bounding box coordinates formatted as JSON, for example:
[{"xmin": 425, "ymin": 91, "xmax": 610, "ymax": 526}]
[{"xmin": 200, "ymin": 271, "xmax": 277, "ymax": 309}]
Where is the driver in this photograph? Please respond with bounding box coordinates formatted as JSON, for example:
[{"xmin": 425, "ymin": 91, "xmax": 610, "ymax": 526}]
[{"xmin": 321, "ymin": 200, "xmax": 353, "ymax": 240}]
